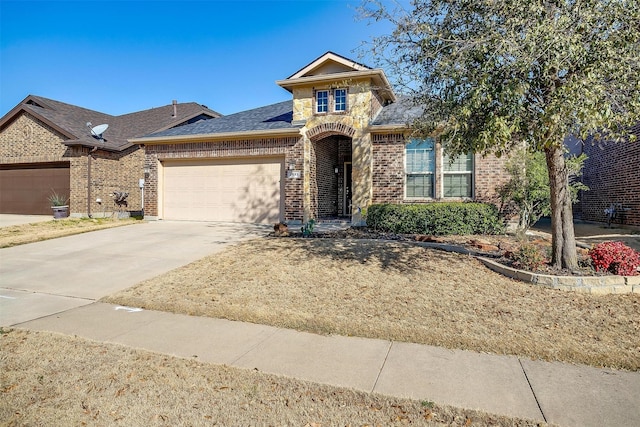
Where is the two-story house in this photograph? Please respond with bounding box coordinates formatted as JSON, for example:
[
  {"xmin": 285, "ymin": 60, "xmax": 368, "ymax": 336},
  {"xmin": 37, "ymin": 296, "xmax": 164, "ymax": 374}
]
[{"xmin": 134, "ymin": 52, "xmax": 510, "ymax": 224}]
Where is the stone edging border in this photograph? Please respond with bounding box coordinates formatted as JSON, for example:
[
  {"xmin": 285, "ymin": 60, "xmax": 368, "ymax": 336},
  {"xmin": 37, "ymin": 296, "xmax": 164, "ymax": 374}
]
[
  {"xmin": 478, "ymin": 257, "xmax": 640, "ymax": 295},
  {"xmin": 410, "ymin": 241, "xmax": 640, "ymax": 295}
]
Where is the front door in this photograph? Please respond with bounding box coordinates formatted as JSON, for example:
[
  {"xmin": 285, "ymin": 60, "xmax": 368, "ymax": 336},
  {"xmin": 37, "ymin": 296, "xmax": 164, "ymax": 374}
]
[{"xmin": 344, "ymin": 162, "xmax": 352, "ymax": 216}]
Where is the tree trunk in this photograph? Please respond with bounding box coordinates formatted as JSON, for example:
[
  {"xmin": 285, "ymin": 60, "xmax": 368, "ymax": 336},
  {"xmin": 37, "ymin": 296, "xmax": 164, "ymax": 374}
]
[{"xmin": 544, "ymin": 145, "xmax": 579, "ymax": 270}]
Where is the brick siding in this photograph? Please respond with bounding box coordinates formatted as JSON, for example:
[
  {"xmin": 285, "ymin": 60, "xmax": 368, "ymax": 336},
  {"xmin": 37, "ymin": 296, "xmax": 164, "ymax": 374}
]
[
  {"xmin": 372, "ymin": 133, "xmax": 405, "ymax": 203},
  {"xmin": 580, "ymin": 125, "xmax": 640, "ymax": 226},
  {"xmin": 313, "ymin": 137, "xmax": 339, "ymax": 217},
  {"xmin": 1, "ymin": 112, "xmax": 144, "ymax": 216}
]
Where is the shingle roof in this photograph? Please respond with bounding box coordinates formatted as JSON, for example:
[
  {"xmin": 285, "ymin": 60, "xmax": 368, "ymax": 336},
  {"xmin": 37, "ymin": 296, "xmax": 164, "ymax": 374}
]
[
  {"xmin": 147, "ymin": 100, "xmax": 295, "ymax": 137},
  {"xmin": 371, "ymin": 95, "xmax": 424, "ymax": 126},
  {"xmin": 145, "ymin": 96, "xmax": 425, "ymax": 139},
  {"xmin": 1, "ymin": 95, "xmax": 221, "ymax": 151}
]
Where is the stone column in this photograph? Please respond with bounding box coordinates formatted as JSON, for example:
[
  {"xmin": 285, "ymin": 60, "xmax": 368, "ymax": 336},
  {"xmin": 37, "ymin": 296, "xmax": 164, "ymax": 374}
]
[
  {"xmin": 351, "ymin": 130, "xmax": 372, "ymax": 225},
  {"xmin": 302, "ymin": 132, "xmax": 312, "ymax": 223}
]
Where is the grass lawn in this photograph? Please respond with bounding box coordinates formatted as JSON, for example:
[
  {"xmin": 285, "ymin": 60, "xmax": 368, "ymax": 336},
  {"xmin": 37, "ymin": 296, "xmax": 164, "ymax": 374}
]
[
  {"xmin": 1, "ymin": 329, "xmax": 549, "ymax": 426},
  {"xmin": 103, "ymin": 237, "xmax": 640, "ymax": 371},
  {"xmin": 3, "ymin": 224, "xmax": 636, "ymax": 425},
  {"xmin": 0, "ymin": 217, "xmax": 141, "ymax": 248}
]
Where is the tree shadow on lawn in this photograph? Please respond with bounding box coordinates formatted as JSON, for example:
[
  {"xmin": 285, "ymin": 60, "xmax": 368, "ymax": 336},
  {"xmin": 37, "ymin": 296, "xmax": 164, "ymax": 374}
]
[{"xmin": 264, "ymin": 237, "xmax": 459, "ymax": 272}]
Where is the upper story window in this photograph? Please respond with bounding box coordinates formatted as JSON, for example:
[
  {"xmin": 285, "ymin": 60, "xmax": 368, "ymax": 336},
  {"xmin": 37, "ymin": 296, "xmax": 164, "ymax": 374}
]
[
  {"xmin": 443, "ymin": 152, "xmax": 474, "ymax": 198},
  {"xmin": 334, "ymin": 88, "xmax": 347, "ymax": 112},
  {"xmin": 315, "ymin": 88, "xmax": 347, "ymax": 114},
  {"xmin": 405, "ymin": 138, "xmax": 435, "ymax": 198},
  {"xmin": 316, "ymin": 90, "xmax": 329, "ymax": 113}
]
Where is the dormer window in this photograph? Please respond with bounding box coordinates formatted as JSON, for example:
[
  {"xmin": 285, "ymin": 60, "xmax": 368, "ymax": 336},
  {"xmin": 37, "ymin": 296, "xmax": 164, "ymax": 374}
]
[
  {"xmin": 334, "ymin": 88, "xmax": 347, "ymax": 112},
  {"xmin": 316, "ymin": 90, "xmax": 329, "ymax": 113},
  {"xmin": 315, "ymin": 88, "xmax": 348, "ymax": 114}
]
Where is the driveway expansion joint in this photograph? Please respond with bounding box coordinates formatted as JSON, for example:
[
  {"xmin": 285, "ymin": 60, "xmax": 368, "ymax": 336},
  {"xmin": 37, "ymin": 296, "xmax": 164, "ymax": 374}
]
[
  {"xmin": 371, "ymin": 340, "xmax": 393, "ymax": 393},
  {"xmin": 518, "ymin": 358, "xmax": 547, "ymax": 424}
]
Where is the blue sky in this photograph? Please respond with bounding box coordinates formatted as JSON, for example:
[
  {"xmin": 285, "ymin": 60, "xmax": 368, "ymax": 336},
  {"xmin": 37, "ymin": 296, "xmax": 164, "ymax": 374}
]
[{"xmin": 0, "ymin": 0, "xmax": 402, "ymax": 116}]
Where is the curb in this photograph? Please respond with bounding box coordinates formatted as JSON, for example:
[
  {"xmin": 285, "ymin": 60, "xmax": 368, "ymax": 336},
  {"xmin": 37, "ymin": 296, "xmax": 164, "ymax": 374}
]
[{"xmin": 478, "ymin": 257, "xmax": 640, "ymax": 295}]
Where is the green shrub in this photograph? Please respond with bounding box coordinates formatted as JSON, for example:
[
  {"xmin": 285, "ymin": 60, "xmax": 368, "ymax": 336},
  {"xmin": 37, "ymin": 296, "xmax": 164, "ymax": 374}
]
[
  {"xmin": 511, "ymin": 244, "xmax": 547, "ymax": 271},
  {"xmin": 366, "ymin": 203, "xmax": 504, "ymax": 235}
]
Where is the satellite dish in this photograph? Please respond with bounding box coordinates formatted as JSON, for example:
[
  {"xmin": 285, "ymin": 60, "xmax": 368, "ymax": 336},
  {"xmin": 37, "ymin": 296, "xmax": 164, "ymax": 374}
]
[{"xmin": 90, "ymin": 124, "xmax": 109, "ymax": 138}]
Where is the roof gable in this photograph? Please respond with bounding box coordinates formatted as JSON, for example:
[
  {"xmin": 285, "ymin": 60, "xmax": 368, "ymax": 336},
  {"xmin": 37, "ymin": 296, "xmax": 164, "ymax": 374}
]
[
  {"xmin": 0, "ymin": 95, "xmax": 221, "ymax": 152},
  {"xmin": 287, "ymin": 51, "xmax": 370, "ymax": 79}
]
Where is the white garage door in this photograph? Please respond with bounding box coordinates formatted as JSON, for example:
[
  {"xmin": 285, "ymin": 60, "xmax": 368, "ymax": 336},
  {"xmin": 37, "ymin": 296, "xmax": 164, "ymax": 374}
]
[{"xmin": 162, "ymin": 157, "xmax": 284, "ymax": 223}]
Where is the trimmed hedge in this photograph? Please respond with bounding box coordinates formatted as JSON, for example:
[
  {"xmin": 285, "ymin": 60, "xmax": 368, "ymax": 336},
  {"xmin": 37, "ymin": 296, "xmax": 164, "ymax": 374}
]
[{"xmin": 366, "ymin": 203, "xmax": 505, "ymax": 235}]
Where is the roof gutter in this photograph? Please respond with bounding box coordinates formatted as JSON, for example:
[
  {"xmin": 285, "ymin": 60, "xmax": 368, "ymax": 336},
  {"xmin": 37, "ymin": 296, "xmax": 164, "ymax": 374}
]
[
  {"xmin": 64, "ymin": 140, "xmax": 123, "ymax": 153},
  {"xmin": 368, "ymin": 124, "xmax": 411, "ymax": 133},
  {"xmin": 129, "ymin": 127, "xmax": 302, "ymax": 145}
]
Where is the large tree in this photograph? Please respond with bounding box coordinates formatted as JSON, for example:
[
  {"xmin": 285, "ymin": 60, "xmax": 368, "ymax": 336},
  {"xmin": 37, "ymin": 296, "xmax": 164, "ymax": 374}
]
[{"xmin": 360, "ymin": 0, "xmax": 639, "ymax": 270}]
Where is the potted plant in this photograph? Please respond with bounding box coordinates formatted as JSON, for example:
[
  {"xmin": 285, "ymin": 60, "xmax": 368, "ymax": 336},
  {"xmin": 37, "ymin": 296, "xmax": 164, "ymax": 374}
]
[{"xmin": 48, "ymin": 190, "xmax": 69, "ymax": 219}]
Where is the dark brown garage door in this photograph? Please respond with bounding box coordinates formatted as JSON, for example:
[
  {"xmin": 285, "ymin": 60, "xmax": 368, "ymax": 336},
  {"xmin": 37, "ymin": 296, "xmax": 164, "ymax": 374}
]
[{"xmin": 0, "ymin": 162, "xmax": 70, "ymax": 214}]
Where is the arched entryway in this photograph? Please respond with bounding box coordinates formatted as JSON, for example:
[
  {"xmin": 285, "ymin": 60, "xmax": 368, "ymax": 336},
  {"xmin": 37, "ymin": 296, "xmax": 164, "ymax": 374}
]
[{"xmin": 308, "ymin": 123, "xmax": 355, "ymax": 219}]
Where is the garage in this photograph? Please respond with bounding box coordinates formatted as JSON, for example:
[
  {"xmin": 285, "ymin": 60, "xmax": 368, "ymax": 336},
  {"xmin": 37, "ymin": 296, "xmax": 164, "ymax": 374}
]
[
  {"xmin": 162, "ymin": 157, "xmax": 284, "ymax": 223},
  {"xmin": 0, "ymin": 162, "xmax": 70, "ymax": 214}
]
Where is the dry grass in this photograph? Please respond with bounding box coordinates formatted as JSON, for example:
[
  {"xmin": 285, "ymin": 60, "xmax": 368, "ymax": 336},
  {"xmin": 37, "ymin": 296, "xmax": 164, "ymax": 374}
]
[
  {"xmin": 0, "ymin": 217, "xmax": 141, "ymax": 248},
  {"xmin": 104, "ymin": 238, "xmax": 640, "ymax": 371},
  {"xmin": 0, "ymin": 329, "xmax": 550, "ymax": 426}
]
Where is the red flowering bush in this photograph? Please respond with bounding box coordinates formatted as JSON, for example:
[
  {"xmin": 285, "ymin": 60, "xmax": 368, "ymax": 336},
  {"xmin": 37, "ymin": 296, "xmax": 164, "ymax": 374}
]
[{"xmin": 588, "ymin": 241, "xmax": 640, "ymax": 276}]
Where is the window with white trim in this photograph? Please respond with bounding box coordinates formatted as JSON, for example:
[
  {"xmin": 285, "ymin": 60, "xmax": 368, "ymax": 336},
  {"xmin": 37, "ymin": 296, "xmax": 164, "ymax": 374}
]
[
  {"xmin": 443, "ymin": 152, "xmax": 474, "ymax": 198},
  {"xmin": 334, "ymin": 88, "xmax": 347, "ymax": 112},
  {"xmin": 316, "ymin": 90, "xmax": 329, "ymax": 113},
  {"xmin": 405, "ymin": 138, "xmax": 435, "ymax": 198}
]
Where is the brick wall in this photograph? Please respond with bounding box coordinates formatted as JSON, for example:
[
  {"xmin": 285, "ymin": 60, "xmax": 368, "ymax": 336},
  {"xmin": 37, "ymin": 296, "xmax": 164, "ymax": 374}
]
[
  {"xmin": 313, "ymin": 137, "xmax": 339, "ymax": 217},
  {"xmin": 474, "ymin": 153, "xmax": 510, "ymax": 205},
  {"xmin": 371, "ymin": 132, "xmax": 509, "ymax": 206},
  {"xmin": 372, "ymin": 133, "xmax": 405, "ymax": 203},
  {"xmin": 70, "ymin": 146, "xmax": 145, "ymax": 216},
  {"xmin": 580, "ymin": 126, "xmax": 640, "ymax": 226},
  {"xmin": 0, "ymin": 113, "xmax": 69, "ymax": 162},
  {"xmin": 145, "ymin": 137, "xmax": 304, "ymax": 221}
]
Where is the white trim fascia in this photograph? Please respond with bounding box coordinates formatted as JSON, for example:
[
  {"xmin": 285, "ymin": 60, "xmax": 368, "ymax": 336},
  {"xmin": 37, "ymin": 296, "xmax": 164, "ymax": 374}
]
[
  {"xmin": 288, "ymin": 52, "xmax": 370, "ymax": 79},
  {"xmin": 276, "ymin": 70, "xmax": 396, "ymax": 102},
  {"xmin": 129, "ymin": 127, "xmax": 301, "ymax": 145}
]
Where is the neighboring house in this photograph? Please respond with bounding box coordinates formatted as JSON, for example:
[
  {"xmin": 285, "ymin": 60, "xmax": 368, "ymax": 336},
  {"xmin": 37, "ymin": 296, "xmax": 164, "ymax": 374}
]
[
  {"xmin": 577, "ymin": 123, "xmax": 640, "ymax": 227},
  {"xmin": 0, "ymin": 95, "xmax": 221, "ymax": 216},
  {"xmin": 133, "ymin": 52, "xmax": 510, "ymax": 224}
]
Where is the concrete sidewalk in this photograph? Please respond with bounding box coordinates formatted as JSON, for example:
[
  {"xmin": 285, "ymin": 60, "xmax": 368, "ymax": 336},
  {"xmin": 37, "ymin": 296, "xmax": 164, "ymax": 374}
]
[{"xmin": 15, "ymin": 302, "xmax": 640, "ymax": 427}]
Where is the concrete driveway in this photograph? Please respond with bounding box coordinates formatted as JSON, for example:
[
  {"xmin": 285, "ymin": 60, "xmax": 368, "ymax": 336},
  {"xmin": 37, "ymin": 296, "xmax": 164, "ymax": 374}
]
[{"xmin": 0, "ymin": 221, "xmax": 270, "ymax": 326}]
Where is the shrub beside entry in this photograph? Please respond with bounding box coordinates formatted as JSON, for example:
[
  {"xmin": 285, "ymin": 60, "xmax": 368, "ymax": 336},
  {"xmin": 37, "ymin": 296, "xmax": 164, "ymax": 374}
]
[{"xmin": 366, "ymin": 203, "xmax": 504, "ymax": 235}]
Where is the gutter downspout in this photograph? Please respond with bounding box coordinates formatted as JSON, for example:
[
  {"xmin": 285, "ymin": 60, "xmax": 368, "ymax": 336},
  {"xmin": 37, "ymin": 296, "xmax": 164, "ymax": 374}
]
[{"xmin": 87, "ymin": 146, "xmax": 98, "ymax": 218}]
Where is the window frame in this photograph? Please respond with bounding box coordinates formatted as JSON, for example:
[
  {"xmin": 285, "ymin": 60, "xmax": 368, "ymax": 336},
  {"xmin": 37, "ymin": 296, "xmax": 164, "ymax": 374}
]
[
  {"xmin": 442, "ymin": 152, "xmax": 474, "ymax": 199},
  {"xmin": 333, "ymin": 88, "xmax": 347, "ymax": 112},
  {"xmin": 315, "ymin": 89, "xmax": 329, "ymax": 114},
  {"xmin": 314, "ymin": 88, "xmax": 348, "ymax": 115},
  {"xmin": 404, "ymin": 138, "xmax": 436, "ymax": 199}
]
